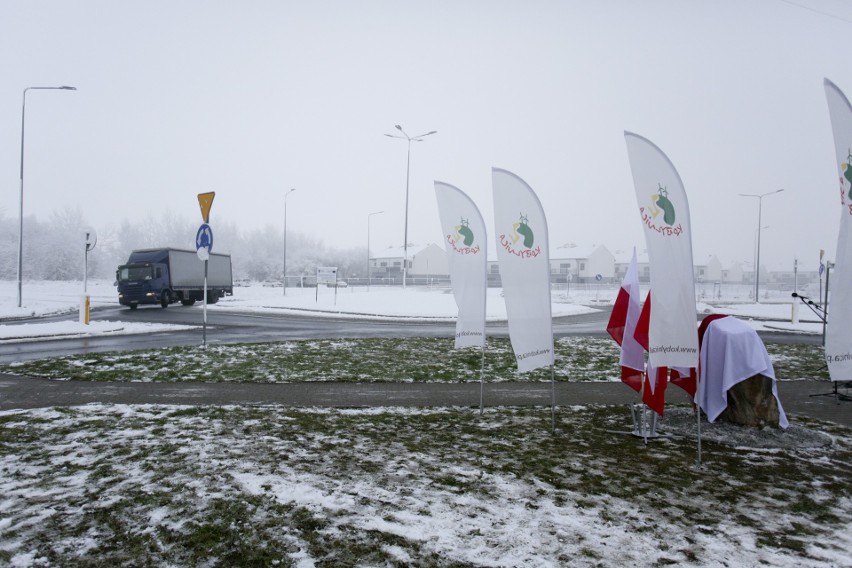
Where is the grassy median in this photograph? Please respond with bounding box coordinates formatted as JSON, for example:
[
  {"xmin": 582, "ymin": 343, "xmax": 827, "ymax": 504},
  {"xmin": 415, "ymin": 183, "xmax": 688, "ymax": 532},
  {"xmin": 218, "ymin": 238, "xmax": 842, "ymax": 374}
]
[{"xmin": 0, "ymin": 336, "xmax": 830, "ymax": 383}]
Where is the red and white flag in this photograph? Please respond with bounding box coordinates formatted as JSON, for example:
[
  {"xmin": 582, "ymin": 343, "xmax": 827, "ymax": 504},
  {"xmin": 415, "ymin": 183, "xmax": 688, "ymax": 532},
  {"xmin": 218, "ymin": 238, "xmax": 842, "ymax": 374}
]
[
  {"xmin": 607, "ymin": 247, "xmax": 644, "ymax": 391},
  {"xmin": 609, "ymin": 279, "xmax": 670, "ymax": 416},
  {"xmin": 634, "ymin": 295, "xmax": 700, "ymax": 399},
  {"xmin": 643, "ymin": 365, "xmax": 668, "ymax": 416}
]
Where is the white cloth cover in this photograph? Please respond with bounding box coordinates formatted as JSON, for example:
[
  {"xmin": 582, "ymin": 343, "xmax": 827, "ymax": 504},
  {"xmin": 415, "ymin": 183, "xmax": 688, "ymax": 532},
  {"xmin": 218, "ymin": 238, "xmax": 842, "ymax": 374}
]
[{"xmin": 697, "ymin": 317, "xmax": 788, "ymax": 428}]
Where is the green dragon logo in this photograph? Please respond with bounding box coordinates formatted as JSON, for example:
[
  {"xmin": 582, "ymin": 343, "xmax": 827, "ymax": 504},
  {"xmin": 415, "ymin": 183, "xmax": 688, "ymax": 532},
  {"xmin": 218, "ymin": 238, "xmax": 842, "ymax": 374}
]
[
  {"xmin": 512, "ymin": 214, "xmax": 534, "ymax": 249},
  {"xmin": 650, "ymin": 183, "xmax": 676, "ymax": 226},
  {"xmin": 455, "ymin": 218, "xmax": 475, "ymax": 246},
  {"xmin": 843, "ymin": 149, "xmax": 852, "ymax": 200}
]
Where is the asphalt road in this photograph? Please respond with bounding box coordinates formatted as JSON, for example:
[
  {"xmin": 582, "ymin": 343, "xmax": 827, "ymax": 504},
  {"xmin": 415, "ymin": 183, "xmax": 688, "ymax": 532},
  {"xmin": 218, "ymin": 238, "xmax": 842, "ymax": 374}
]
[
  {"xmin": 0, "ymin": 303, "xmax": 612, "ymax": 363},
  {"xmin": 1, "ymin": 373, "xmax": 848, "ymax": 427}
]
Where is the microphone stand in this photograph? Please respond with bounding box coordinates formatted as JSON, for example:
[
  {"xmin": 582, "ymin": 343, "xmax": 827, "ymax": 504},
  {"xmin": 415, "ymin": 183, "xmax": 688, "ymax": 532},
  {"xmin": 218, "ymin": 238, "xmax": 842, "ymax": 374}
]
[
  {"xmin": 793, "ymin": 292, "xmax": 852, "ymax": 402},
  {"xmin": 791, "ymin": 292, "xmax": 826, "ymax": 324}
]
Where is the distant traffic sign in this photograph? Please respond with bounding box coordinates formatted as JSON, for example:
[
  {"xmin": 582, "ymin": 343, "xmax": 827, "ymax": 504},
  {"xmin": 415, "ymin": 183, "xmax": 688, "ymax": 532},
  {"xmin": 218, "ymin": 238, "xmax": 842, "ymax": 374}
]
[
  {"xmin": 595, "ymin": 274, "xmax": 603, "ymax": 281},
  {"xmin": 196, "ymin": 223, "xmax": 213, "ymax": 253},
  {"xmin": 317, "ymin": 266, "xmax": 338, "ymax": 283},
  {"xmin": 197, "ymin": 192, "xmax": 215, "ymax": 223},
  {"xmin": 84, "ymin": 228, "xmax": 98, "ymax": 251}
]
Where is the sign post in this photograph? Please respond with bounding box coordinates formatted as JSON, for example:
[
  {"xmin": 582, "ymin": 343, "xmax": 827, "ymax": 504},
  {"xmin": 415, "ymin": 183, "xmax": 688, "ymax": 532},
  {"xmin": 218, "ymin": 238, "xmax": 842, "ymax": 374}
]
[
  {"xmin": 316, "ymin": 266, "xmax": 338, "ymax": 304},
  {"xmin": 196, "ymin": 192, "xmax": 215, "ymax": 347},
  {"xmin": 80, "ymin": 228, "xmax": 97, "ymax": 324}
]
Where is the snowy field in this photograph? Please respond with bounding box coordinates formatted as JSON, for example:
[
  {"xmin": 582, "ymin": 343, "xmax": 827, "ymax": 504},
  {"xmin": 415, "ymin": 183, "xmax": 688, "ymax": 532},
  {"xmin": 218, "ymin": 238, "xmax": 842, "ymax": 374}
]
[
  {"xmin": 0, "ymin": 279, "xmax": 826, "ymax": 340},
  {"xmin": 1, "ymin": 404, "xmax": 849, "ymax": 567},
  {"xmin": 0, "ymin": 281, "xmax": 849, "ymax": 567}
]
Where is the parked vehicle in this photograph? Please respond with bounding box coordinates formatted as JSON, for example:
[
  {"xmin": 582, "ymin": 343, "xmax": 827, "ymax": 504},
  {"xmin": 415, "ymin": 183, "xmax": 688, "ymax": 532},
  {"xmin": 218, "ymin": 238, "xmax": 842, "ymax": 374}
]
[{"xmin": 116, "ymin": 248, "xmax": 233, "ymax": 309}]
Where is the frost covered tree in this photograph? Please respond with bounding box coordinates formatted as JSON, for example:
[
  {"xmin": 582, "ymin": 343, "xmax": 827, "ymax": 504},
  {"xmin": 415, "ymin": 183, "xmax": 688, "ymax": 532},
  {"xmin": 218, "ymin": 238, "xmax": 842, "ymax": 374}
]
[{"xmin": 0, "ymin": 208, "xmax": 367, "ymax": 282}]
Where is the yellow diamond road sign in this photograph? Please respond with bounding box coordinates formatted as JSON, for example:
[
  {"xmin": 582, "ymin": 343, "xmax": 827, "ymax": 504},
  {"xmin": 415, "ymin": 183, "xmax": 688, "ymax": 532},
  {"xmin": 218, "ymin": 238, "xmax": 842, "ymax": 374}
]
[{"xmin": 197, "ymin": 192, "xmax": 215, "ymax": 223}]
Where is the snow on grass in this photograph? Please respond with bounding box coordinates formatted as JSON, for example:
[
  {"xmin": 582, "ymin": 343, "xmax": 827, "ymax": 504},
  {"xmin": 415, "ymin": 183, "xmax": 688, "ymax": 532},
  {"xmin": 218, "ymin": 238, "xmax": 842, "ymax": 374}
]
[{"xmin": 0, "ymin": 404, "xmax": 849, "ymax": 567}]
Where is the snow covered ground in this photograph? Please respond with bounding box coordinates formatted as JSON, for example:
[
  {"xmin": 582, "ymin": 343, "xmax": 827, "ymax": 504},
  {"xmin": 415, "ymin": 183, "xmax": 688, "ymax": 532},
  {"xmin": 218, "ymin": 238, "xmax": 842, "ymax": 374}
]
[
  {"xmin": 0, "ymin": 281, "xmax": 848, "ymax": 567},
  {"xmin": 0, "ymin": 280, "xmax": 825, "ymax": 340},
  {"xmin": 0, "ymin": 404, "xmax": 849, "ymax": 567}
]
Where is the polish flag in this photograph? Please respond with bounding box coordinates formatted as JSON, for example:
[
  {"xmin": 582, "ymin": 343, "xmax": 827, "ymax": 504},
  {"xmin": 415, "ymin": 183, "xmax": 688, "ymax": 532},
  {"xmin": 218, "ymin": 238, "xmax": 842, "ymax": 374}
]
[
  {"xmin": 607, "ymin": 248, "xmax": 644, "ymax": 392},
  {"xmin": 643, "ymin": 366, "xmax": 668, "ymax": 416},
  {"xmin": 634, "ymin": 293, "xmax": 701, "ymax": 401}
]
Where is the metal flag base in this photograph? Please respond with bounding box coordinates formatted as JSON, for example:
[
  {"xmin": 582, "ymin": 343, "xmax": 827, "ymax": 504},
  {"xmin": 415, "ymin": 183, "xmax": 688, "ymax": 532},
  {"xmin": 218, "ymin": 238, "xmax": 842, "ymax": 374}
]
[
  {"xmin": 809, "ymin": 380, "xmax": 852, "ymax": 403},
  {"xmin": 606, "ymin": 404, "xmax": 676, "ymax": 444},
  {"xmin": 630, "ymin": 403, "xmax": 660, "ymax": 438}
]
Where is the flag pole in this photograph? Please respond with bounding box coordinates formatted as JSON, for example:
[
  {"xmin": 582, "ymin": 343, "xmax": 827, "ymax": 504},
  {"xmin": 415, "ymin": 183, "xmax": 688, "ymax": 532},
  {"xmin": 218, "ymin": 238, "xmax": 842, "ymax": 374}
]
[
  {"xmin": 696, "ymin": 373, "xmax": 702, "ymax": 468},
  {"xmin": 639, "ymin": 363, "xmax": 647, "ymax": 443},
  {"xmin": 479, "ymin": 342, "xmax": 486, "ymax": 416},
  {"xmin": 640, "ymin": 372, "xmax": 648, "ymax": 444},
  {"xmin": 551, "ymin": 364, "xmax": 556, "ymax": 432}
]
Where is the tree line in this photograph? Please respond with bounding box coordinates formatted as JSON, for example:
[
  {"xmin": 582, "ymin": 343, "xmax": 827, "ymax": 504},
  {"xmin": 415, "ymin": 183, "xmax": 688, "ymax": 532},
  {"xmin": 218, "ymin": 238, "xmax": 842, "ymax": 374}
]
[{"xmin": 0, "ymin": 209, "xmax": 365, "ymax": 282}]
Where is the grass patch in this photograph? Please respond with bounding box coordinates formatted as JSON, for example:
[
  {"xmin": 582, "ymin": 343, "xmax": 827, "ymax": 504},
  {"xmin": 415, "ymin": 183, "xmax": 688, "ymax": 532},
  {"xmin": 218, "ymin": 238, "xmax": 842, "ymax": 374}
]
[
  {"xmin": 1, "ymin": 336, "xmax": 829, "ymax": 384},
  {"xmin": 1, "ymin": 405, "xmax": 849, "ymax": 566}
]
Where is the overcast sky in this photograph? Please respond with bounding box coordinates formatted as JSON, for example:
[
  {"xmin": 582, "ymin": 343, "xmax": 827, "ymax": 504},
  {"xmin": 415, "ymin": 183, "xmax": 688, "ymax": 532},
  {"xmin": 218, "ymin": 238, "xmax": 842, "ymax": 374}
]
[{"xmin": 3, "ymin": 0, "xmax": 851, "ymax": 271}]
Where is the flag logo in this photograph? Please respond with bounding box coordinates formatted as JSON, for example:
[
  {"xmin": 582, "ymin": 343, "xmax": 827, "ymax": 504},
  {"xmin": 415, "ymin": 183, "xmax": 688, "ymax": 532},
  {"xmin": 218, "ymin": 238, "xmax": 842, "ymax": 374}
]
[
  {"xmin": 446, "ymin": 217, "xmax": 481, "ymax": 255},
  {"xmin": 843, "ymin": 150, "xmax": 852, "ymax": 200},
  {"xmin": 639, "ymin": 183, "xmax": 683, "ymax": 237},
  {"xmin": 841, "ymin": 149, "xmax": 852, "ymax": 213},
  {"xmin": 512, "ymin": 214, "xmax": 535, "ymax": 248},
  {"xmin": 650, "ymin": 184, "xmax": 676, "ymax": 226},
  {"xmin": 498, "ymin": 213, "xmax": 542, "ymax": 258},
  {"xmin": 456, "ymin": 218, "xmax": 475, "ymax": 246}
]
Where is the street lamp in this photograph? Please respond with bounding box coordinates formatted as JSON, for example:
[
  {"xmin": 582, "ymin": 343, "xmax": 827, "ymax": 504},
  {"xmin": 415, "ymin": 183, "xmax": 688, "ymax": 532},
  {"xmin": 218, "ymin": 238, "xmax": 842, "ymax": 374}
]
[
  {"xmin": 738, "ymin": 189, "xmax": 784, "ymax": 303},
  {"xmin": 283, "ymin": 188, "xmax": 296, "ymax": 296},
  {"xmin": 385, "ymin": 125, "xmax": 437, "ymax": 288},
  {"xmin": 18, "ymin": 85, "xmax": 76, "ymax": 307},
  {"xmin": 367, "ymin": 210, "xmax": 384, "ymax": 292}
]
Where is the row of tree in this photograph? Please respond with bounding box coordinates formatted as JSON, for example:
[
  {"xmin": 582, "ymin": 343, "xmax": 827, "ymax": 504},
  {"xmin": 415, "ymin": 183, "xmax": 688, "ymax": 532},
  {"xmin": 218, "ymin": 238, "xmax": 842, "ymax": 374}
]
[{"xmin": 0, "ymin": 209, "xmax": 366, "ymax": 282}]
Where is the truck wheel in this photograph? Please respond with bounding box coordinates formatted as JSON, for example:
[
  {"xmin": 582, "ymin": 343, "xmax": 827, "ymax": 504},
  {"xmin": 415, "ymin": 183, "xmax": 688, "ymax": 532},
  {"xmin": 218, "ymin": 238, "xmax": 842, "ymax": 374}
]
[
  {"xmin": 160, "ymin": 290, "xmax": 171, "ymax": 308},
  {"xmin": 206, "ymin": 293, "xmax": 219, "ymax": 305},
  {"xmin": 181, "ymin": 299, "xmax": 196, "ymax": 306}
]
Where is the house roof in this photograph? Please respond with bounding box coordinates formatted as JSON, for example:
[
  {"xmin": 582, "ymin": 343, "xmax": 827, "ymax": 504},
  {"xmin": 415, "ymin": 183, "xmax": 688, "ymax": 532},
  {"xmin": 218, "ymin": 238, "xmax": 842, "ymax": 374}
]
[
  {"xmin": 371, "ymin": 243, "xmax": 437, "ymax": 260},
  {"xmin": 550, "ymin": 244, "xmax": 611, "ymax": 260},
  {"xmin": 612, "ymin": 248, "xmax": 650, "ymax": 264}
]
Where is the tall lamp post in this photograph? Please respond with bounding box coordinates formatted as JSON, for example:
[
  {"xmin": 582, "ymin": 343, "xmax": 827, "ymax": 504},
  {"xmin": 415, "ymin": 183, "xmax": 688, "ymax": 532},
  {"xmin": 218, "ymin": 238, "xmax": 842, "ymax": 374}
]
[
  {"xmin": 385, "ymin": 125, "xmax": 436, "ymax": 288},
  {"xmin": 18, "ymin": 85, "xmax": 76, "ymax": 307},
  {"xmin": 739, "ymin": 188, "xmax": 784, "ymax": 303},
  {"xmin": 367, "ymin": 210, "xmax": 384, "ymax": 291},
  {"xmin": 283, "ymin": 188, "xmax": 296, "ymax": 296}
]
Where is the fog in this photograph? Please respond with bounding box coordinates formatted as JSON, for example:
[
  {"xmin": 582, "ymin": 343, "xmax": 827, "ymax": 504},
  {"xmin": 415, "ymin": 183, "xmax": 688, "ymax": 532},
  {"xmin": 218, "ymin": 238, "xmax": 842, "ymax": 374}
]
[{"xmin": 3, "ymin": 1, "xmax": 852, "ymax": 276}]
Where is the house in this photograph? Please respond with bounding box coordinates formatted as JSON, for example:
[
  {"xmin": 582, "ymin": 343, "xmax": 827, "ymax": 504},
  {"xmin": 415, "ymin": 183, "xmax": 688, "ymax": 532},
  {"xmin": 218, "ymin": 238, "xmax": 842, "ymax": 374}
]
[
  {"xmin": 550, "ymin": 244, "xmax": 616, "ymax": 283},
  {"xmin": 369, "ymin": 244, "xmax": 448, "ymax": 279},
  {"xmin": 613, "ymin": 248, "xmax": 650, "ymax": 283},
  {"xmin": 486, "ymin": 244, "xmax": 616, "ymax": 284},
  {"xmin": 694, "ymin": 256, "xmax": 723, "ymax": 283},
  {"xmin": 722, "ymin": 261, "xmax": 745, "ymax": 284}
]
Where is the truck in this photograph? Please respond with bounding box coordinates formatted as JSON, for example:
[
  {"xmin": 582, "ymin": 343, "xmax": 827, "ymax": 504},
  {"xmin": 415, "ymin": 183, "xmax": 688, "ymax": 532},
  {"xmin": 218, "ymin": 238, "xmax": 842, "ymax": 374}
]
[{"xmin": 116, "ymin": 248, "xmax": 233, "ymax": 310}]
